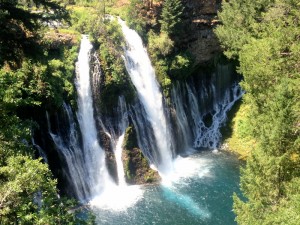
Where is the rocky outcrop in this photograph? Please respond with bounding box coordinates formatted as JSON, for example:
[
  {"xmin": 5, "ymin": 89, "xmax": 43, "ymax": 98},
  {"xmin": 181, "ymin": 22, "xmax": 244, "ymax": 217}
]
[
  {"xmin": 99, "ymin": 130, "xmax": 119, "ymax": 183},
  {"xmin": 181, "ymin": 0, "xmax": 222, "ymax": 65},
  {"xmin": 122, "ymin": 126, "xmax": 160, "ymax": 184},
  {"xmin": 44, "ymin": 31, "xmax": 78, "ymax": 49}
]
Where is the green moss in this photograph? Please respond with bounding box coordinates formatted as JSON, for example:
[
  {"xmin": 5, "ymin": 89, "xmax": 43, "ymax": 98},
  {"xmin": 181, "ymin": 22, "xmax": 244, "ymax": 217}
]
[
  {"xmin": 122, "ymin": 126, "xmax": 160, "ymax": 184},
  {"xmin": 221, "ymin": 100, "xmax": 255, "ymax": 159},
  {"xmin": 123, "ymin": 126, "xmax": 138, "ymax": 150}
]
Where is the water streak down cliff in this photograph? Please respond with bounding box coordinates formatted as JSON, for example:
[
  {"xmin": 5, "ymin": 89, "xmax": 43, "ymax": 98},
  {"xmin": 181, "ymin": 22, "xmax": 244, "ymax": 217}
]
[
  {"xmin": 48, "ymin": 36, "xmax": 112, "ymax": 202},
  {"xmin": 171, "ymin": 64, "xmax": 243, "ymax": 151},
  {"xmin": 119, "ymin": 18, "xmax": 174, "ymax": 177}
]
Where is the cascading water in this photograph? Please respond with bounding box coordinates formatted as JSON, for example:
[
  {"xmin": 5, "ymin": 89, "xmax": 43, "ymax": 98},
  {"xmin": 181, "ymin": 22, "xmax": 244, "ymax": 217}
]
[
  {"xmin": 98, "ymin": 96, "xmax": 129, "ymax": 186},
  {"xmin": 118, "ymin": 18, "xmax": 174, "ymax": 176},
  {"xmin": 171, "ymin": 65, "xmax": 243, "ymax": 150},
  {"xmin": 113, "ymin": 97, "xmax": 128, "ymax": 186},
  {"xmin": 75, "ymin": 36, "xmax": 112, "ymax": 198},
  {"xmin": 42, "ymin": 24, "xmax": 242, "ymax": 224},
  {"xmin": 48, "ymin": 36, "xmax": 111, "ymax": 202},
  {"xmin": 193, "ymin": 83, "xmax": 242, "ymax": 149},
  {"xmin": 47, "ymin": 103, "xmax": 90, "ymax": 201}
]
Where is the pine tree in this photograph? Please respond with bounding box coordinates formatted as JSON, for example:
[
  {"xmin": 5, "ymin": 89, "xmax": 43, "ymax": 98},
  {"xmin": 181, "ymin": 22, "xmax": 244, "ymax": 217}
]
[
  {"xmin": 160, "ymin": 0, "xmax": 184, "ymax": 35},
  {"xmin": 216, "ymin": 0, "xmax": 300, "ymax": 224},
  {"xmin": 0, "ymin": 0, "xmax": 69, "ymax": 67}
]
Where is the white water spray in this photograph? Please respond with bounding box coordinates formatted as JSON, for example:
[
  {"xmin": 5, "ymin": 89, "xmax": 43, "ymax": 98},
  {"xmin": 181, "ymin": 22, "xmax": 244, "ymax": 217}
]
[
  {"xmin": 99, "ymin": 97, "xmax": 128, "ymax": 186},
  {"xmin": 118, "ymin": 18, "xmax": 173, "ymax": 176},
  {"xmin": 76, "ymin": 36, "xmax": 112, "ymax": 198},
  {"xmin": 48, "ymin": 36, "xmax": 112, "ymax": 201}
]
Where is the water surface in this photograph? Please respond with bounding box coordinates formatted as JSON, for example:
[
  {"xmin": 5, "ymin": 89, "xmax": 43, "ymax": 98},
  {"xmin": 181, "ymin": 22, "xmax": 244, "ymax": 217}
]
[{"xmin": 92, "ymin": 151, "xmax": 240, "ymax": 225}]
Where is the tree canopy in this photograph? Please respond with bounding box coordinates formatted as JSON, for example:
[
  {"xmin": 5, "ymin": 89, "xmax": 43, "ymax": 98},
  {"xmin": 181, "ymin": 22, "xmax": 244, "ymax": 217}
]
[
  {"xmin": 216, "ymin": 0, "xmax": 300, "ymax": 224},
  {"xmin": 0, "ymin": 0, "xmax": 69, "ymax": 67},
  {"xmin": 0, "ymin": 0, "xmax": 95, "ymax": 223},
  {"xmin": 160, "ymin": 0, "xmax": 184, "ymax": 36}
]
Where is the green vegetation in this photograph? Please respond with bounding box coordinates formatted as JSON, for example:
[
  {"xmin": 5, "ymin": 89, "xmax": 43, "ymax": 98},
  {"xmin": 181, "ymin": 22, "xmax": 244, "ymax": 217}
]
[
  {"xmin": 160, "ymin": 0, "xmax": 184, "ymax": 36},
  {"xmin": 69, "ymin": 3, "xmax": 135, "ymax": 114},
  {"xmin": 0, "ymin": 155, "xmax": 95, "ymax": 224},
  {"xmin": 126, "ymin": 0, "xmax": 148, "ymax": 38},
  {"xmin": 221, "ymin": 101, "xmax": 254, "ymax": 159},
  {"xmin": 216, "ymin": 0, "xmax": 300, "ymax": 224},
  {"xmin": 0, "ymin": 0, "xmax": 69, "ymax": 67},
  {"xmin": 97, "ymin": 19, "xmax": 135, "ymax": 113},
  {"xmin": 123, "ymin": 126, "xmax": 160, "ymax": 184},
  {"xmin": 0, "ymin": 0, "xmax": 94, "ymax": 223}
]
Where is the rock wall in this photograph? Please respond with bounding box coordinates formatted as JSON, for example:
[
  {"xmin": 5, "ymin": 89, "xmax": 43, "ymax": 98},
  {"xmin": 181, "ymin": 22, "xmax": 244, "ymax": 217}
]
[{"xmin": 182, "ymin": 0, "xmax": 222, "ymax": 65}]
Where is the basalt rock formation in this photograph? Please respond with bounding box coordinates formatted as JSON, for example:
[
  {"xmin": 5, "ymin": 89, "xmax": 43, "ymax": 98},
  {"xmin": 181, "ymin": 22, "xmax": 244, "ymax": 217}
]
[{"xmin": 182, "ymin": 0, "xmax": 222, "ymax": 65}]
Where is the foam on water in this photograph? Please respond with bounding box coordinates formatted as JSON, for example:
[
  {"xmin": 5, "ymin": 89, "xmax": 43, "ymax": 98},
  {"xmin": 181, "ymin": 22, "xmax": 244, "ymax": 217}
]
[
  {"xmin": 90, "ymin": 185, "xmax": 144, "ymax": 211},
  {"xmin": 161, "ymin": 155, "xmax": 213, "ymax": 186}
]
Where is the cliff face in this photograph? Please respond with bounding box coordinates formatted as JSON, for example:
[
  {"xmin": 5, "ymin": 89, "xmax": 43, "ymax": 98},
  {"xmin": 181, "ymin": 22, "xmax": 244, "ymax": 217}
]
[
  {"xmin": 116, "ymin": 0, "xmax": 221, "ymax": 65},
  {"xmin": 182, "ymin": 0, "xmax": 221, "ymax": 65}
]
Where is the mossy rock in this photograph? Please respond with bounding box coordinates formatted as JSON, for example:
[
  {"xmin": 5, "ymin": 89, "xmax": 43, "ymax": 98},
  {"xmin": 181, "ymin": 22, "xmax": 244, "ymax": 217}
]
[
  {"xmin": 122, "ymin": 126, "xmax": 160, "ymax": 184},
  {"xmin": 123, "ymin": 147, "xmax": 160, "ymax": 184},
  {"xmin": 123, "ymin": 126, "xmax": 138, "ymax": 150}
]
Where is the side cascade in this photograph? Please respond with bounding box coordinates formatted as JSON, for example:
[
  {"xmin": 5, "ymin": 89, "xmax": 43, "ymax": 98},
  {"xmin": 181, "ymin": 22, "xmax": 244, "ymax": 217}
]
[
  {"xmin": 99, "ymin": 96, "xmax": 128, "ymax": 186},
  {"xmin": 113, "ymin": 97, "xmax": 128, "ymax": 186},
  {"xmin": 118, "ymin": 18, "xmax": 174, "ymax": 177},
  {"xmin": 48, "ymin": 36, "xmax": 112, "ymax": 202},
  {"xmin": 171, "ymin": 66, "xmax": 243, "ymax": 150}
]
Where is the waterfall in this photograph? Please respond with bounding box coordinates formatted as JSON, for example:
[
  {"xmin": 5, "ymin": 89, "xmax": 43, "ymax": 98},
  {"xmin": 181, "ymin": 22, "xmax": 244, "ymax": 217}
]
[
  {"xmin": 47, "ymin": 103, "xmax": 89, "ymax": 201},
  {"xmin": 48, "ymin": 36, "xmax": 111, "ymax": 202},
  {"xmin": 171, "ymin": 66, "xmax": 243, "ymax": 150},
  {"xmin": 76, "ymin": 35, "xmax": 111, "ymax": 198},
  {"xmin": 99, "ymin": 97, "xmax": 128, "ymax": 186},
  {"xmin": 119, "ymin": 19, "xmax": 174, "ymax": 176},
  {"xmin": 193, "ymin": 83, "xmax": 242, "ymax": 149},
  {"xmin": 114, "ymin": 97, "xmax": 128, "ymax": 186},
  {"xmin": 171, "ymin": 85, "xmax": 193, "ymax": 154}
]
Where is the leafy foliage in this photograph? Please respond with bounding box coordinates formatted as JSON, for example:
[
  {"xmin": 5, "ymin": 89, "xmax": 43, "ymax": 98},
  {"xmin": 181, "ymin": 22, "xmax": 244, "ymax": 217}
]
[
  {"xmin": 0, "ymin": 0, "xmax": 69, "ymax": 67},
  {"xmin": 215, "ymin": 0, "xmax": 275, "ymax": 59},
  {"xmin": 96, "ymin": 19, "xmax": 135, "ymax": 113},
  {"xmin": 169, "ymin": 52, "xmax": 194, "ymax": 80},
  {"xmin": 126, "ymin": 0, "xmax": 148, "ymax": 38},
  {"xmin": 0, "ymin": 156, "xmax": 95, "ymax": 225},
  {"xmin": 148, "ymin": 31, "xmax": 174, "ymax": 57},
  {"xmin": 216, "ymin": 0, "xmax": 300, "ymax": 224}
]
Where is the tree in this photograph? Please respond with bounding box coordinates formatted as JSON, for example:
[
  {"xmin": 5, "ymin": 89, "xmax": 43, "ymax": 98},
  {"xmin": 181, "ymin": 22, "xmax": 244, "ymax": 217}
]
[
  {"xmin": 215, "ymin": 0, "xmax": 275, "ymax": 59},
  {"xmin": 160, "ymin": 0, "xmax": 184, "ymax": 35},
  {"xmin": 0, "ymin": 155, "xmax": 94, "ymax": 224},
  {"xmin": 0, "ymin": 0, "xmax": 69, "ymax": 67},
  {"xmin": 216, "ymin": 0, "xmax": 300, "ymax": 224},
  {"xmin": 126, "ymin": 0, "xmax": 148, "ymax": 37}
]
